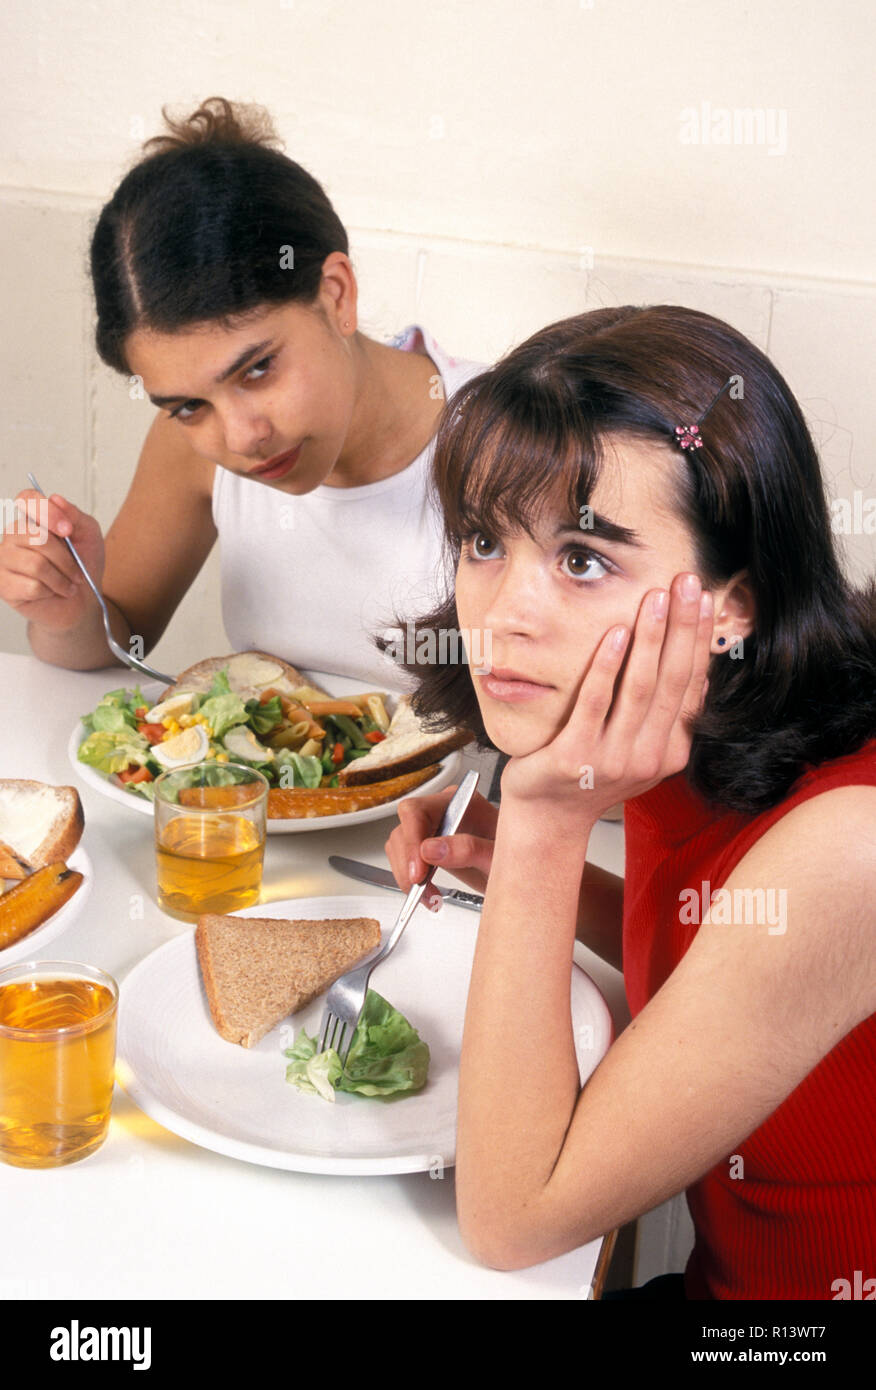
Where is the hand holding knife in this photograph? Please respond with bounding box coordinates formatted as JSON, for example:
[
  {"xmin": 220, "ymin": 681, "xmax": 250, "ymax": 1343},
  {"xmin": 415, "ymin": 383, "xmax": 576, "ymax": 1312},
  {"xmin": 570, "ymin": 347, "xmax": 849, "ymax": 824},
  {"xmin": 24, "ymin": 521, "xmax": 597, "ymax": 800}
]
[{"xmin": 328, "ymin": 855, "xmax": 483, "ymax": 913}]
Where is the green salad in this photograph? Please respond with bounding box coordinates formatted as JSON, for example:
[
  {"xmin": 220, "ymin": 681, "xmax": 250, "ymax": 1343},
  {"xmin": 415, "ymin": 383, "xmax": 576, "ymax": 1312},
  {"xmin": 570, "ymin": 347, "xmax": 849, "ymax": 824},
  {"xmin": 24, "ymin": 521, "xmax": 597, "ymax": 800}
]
[
  {"xmin": 284, "ymin": 990, "xmax": 430, "ymax": 1102},
  {"xmin": 77, "ymin": 668, "xmax": 390, "ymax": 802}
]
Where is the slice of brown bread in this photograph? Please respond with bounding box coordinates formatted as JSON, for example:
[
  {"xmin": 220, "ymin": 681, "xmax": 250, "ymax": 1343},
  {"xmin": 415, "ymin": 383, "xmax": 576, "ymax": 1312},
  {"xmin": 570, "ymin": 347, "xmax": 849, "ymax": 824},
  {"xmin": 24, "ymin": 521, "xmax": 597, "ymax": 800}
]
[
  {"xmin": 0, "ymin": 780, "xmax": 84, "ymax": 868},
  {"xmin": 337, "ymin": 696, "xmax": 473, "ymax": 786},
  {"xmin": 161, "ymin": 651, "xmax": 330, "ymax": 702},
  {"xmin": 195, "ymin": 913, "xmax": 381, "ymax": 1047}
]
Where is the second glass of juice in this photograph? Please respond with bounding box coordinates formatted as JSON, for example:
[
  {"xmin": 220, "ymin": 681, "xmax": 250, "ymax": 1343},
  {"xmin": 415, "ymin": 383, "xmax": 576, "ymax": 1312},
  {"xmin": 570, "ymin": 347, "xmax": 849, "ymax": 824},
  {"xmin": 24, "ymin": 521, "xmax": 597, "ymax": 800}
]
[
  {"xmin": 154, "ymin": 761, "xmax": 268, "ymax": 921},
  {"xmin": 0, "ymin": 960, "xmax": 119, "ymax": 1168}
]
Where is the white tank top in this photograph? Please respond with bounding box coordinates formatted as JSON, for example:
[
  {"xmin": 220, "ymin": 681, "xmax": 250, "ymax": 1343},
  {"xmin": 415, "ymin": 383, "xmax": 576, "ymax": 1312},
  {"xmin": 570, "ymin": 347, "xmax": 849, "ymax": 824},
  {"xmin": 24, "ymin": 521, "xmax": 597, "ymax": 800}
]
[{"xmin": 212, "ymin": 326, "xmax": 485, "ymax": 685}]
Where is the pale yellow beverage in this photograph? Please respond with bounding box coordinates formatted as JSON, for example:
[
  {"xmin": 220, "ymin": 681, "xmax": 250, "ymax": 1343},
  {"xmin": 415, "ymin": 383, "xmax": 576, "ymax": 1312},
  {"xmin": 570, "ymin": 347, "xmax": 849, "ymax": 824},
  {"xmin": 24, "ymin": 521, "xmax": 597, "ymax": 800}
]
[
  {"xmin": 0, "ymin": 963, "xmax": 118, "ymax": 1168},
  {"xmin": 153, "ymin": 762, "xmax": 268, "ymax": 921},
  {"xmin": 156, "ymin": 812, "xmax": 264, "ymax": 917}
]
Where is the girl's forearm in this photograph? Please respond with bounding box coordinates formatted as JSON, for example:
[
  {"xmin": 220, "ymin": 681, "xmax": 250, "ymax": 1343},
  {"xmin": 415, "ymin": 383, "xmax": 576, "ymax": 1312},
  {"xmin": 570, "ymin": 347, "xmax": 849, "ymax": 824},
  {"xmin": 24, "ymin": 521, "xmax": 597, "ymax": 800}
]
[{"xmin": 455, "ymin": 800, "xmax": 595, "ymax": 1267}]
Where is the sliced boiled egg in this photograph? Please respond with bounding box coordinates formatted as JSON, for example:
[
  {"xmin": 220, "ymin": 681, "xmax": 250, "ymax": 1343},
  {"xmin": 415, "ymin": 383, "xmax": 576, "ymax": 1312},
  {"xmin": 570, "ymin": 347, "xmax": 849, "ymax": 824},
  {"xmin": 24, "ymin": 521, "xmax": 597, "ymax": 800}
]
[
  {"xmin": 222, "ymin": 727, "xmax": 274, "ymax": 763},
  {"xmin": 151, "ymin": 724, "xmax": 210, "ymax": 769},
  {"xmin": 146, "ymin": 693, "xmax": 196, "ymax": 723}
]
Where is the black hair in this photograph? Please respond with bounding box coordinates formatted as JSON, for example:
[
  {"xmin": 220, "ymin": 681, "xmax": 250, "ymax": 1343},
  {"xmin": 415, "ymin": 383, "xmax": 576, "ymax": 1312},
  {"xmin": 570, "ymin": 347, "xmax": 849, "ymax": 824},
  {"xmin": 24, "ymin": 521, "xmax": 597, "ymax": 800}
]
[
  {"xmin": 382, "ymin": 306, "xmax": 876, "ymax": 814},
  {"xmin": 90, "ymin": 96, "xmax": 349, "ymax": 374}
]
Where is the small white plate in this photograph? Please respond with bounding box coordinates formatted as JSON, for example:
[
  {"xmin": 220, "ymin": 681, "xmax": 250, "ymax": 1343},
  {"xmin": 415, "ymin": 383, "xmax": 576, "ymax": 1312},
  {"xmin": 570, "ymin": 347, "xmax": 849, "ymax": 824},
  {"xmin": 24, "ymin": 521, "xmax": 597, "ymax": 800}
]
[
  {"xmin": 69, "ymin": 672, "xmax": 464, "ymax": 834},
  {"xmin": 0, "ymin": 846, "xmax": 93, "ymax": 966},
  {"xmin": 116, "ymin": 893, "xmax": 613, "ymax": 1176}
]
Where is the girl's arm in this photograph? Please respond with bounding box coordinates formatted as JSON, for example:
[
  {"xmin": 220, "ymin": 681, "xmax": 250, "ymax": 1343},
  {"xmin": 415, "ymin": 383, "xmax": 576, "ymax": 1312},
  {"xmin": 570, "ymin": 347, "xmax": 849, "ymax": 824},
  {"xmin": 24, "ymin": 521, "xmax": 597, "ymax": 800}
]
[
  {"xmin": 386, "ymin": 791, "xmax": 625, "ymax": 968},
  {"xmin": 26, "ymin": 411, "xmax": 216, "ymax": 668},
  {"xmin": 454, "ymin": 574, "xmax": 876, "ymax": 1268},
  {"xmin": 456, "ymin": 784, "xmax": 876, "ymax": 1269}
]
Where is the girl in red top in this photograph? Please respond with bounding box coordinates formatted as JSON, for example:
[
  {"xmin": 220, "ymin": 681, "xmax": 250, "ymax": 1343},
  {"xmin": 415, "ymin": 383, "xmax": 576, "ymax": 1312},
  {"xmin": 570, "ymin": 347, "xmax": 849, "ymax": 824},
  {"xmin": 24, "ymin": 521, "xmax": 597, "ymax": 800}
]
[{"xmin": 385, "ymin": 305, "xmax": 876, "ymax": 1300}]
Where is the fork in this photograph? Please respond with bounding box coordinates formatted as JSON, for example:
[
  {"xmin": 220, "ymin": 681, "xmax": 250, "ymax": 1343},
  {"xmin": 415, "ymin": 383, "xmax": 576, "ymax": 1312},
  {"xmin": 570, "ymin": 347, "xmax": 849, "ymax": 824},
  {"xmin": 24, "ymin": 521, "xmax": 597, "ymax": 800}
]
[
  {"xmin": 317, "ymin": 768, "xmax": 480, "ymax": 1064},
  {"xmin": 26, "ymin": 473, "xmax": 176, "ymax": 687}
]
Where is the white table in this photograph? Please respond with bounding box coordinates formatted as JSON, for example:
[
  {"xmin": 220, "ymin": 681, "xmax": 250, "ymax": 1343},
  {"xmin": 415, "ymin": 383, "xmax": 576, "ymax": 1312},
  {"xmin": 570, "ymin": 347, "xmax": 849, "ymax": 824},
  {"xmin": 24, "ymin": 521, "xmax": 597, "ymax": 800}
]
[{"xmin": 0, "ymin": 652, "xmax": 627, "ymax": 1301}]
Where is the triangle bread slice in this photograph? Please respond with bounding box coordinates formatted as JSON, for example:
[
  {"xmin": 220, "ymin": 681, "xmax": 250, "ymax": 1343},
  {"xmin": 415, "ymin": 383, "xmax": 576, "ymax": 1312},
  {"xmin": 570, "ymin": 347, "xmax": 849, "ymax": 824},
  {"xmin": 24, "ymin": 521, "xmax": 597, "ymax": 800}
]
[{"xmin": 195, "ymin": 914, "xmax": 381, "ymax": 1047}]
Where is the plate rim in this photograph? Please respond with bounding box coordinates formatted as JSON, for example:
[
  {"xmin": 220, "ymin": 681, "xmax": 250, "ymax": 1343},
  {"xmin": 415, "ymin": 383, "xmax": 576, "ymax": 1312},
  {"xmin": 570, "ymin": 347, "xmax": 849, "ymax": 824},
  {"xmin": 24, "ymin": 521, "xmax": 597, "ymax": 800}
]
[
  {"xmin": 0, "ymin": 844, "xmax": 93, "ymax": 966},
  {"xmin": 116, "ymin": 894, "xmax": 613, "ymax": 1176}
]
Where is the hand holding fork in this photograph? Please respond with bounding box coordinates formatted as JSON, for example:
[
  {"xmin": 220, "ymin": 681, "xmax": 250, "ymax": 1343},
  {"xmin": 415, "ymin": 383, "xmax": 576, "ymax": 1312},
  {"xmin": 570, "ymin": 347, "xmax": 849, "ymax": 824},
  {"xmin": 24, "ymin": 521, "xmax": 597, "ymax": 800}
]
[{"xmin": 318, "ymin": 769, "xmax": 481, "ymax": 1064}]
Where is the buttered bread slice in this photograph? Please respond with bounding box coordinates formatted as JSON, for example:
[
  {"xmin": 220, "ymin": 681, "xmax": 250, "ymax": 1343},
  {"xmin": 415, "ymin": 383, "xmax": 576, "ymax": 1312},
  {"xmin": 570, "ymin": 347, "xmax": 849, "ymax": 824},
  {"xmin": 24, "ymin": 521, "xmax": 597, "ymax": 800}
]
[{"xmin": 0, "ymin": 780, "xmax": 84, "ymax": 868}]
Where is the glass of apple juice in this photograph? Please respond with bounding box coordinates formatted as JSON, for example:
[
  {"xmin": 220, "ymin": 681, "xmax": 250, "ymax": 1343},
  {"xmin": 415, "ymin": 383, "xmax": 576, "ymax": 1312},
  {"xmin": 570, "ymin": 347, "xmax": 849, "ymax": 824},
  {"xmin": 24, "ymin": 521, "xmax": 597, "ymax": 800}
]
[
  {"xmin": 0, "ymin": 960, "xmax": 119, "ymax": 1168},
  {"xmin": 153, "ymin": 761, "xmax": 269, "ymax": 922}
]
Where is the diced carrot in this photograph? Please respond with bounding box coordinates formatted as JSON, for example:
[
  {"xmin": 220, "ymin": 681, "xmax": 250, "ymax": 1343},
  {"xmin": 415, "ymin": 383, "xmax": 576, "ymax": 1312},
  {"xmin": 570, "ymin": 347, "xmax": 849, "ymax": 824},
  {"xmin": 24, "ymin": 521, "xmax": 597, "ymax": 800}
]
[
  {"xmin": 119, "ymin": 761, "xmax": 153, "ymax": 783},
  {"xmin": 136, "ymin": 722, "xmax": 167, "ymax": 743},
  {"xmin": 331, "ymin": 741, "xmax": 345, "ymax": 764},
  {"xmin": 364, "ymin": 730, "xmax": 386, "ymax": 744}
]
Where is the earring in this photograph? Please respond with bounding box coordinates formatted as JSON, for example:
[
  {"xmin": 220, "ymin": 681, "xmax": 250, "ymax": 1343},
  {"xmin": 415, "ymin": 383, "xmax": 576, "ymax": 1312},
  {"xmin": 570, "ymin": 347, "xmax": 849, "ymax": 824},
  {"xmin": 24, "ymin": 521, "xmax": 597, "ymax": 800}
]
[{"xmin": 717, "ymin": 637, "xmax": 727, "ymax": 647}]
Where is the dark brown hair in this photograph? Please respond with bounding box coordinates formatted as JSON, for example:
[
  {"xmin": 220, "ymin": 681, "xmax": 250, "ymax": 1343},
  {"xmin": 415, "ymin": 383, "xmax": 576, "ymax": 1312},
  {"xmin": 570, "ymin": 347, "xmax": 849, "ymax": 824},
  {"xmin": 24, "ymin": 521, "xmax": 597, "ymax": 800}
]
[
  {"xmin": 90, "ymin": 96, "xmax": 349, "ymax": 374},
  {"xmin": 383, "ymin": 306, "xmax": 875, "ymax": 814}
]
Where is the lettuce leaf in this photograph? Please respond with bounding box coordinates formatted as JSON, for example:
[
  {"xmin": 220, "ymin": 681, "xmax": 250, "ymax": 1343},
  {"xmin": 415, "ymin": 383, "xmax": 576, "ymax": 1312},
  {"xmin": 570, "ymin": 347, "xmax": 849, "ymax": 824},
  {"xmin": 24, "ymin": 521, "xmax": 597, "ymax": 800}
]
[
  {"xmin": 78, "ymin": 728, "xmax": 150, "ymax": 775},
  {"xmin": 245, "ymin": 695, "xmax": 284, "ymax": 736},
  {"xmin": 81, "ymin": 685, "xmax": 149, "ymax": 734},
  {"xmin": 272, "ymin": 749, "xmax": 323, "ymax": 789},
  {"xmin": 90, "ymin": 702, "xmax": 137, "ymax": 734},
  {"xmin": 205, "ymin": 669, "xmax": 232, "ymax": 699},
  {"xmin": 284, "ymin": 991, "xmax": 429, "ymax": 1101},
  {"xmin": 283, "ymin": 1033, "xmax": 343, "ymax": 1101},
  {"xmin": 197, "ymin": 692, "xmax": 248, "ymax": 739}
]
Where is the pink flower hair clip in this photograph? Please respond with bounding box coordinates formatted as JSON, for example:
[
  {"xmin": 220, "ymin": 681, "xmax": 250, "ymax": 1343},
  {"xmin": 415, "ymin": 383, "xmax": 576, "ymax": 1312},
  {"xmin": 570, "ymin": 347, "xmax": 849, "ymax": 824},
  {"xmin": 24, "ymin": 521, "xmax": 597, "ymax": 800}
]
[
  {"xmin": 674, "ymin": 423, "xmax": 703, "ymax": 450},
  {"xmin": 673, "ymin": 377, "xmax": 736, "ymax": 452}
]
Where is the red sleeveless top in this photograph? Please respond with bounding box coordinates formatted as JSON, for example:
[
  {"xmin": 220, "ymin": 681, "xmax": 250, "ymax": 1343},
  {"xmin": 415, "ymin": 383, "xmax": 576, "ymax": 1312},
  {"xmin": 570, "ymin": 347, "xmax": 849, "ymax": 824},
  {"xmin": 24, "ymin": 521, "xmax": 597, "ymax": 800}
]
[{"xmin": 622, "ymin": 738, "xmax": 876, "ymax": 1300}]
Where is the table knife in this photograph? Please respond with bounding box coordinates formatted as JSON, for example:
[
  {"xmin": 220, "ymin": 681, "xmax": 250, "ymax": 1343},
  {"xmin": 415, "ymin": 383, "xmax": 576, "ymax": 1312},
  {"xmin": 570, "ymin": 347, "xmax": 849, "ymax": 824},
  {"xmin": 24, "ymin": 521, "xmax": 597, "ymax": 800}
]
[{"xmin": 328, "ymin": 855, "xmax": 483, "ymax": 913}]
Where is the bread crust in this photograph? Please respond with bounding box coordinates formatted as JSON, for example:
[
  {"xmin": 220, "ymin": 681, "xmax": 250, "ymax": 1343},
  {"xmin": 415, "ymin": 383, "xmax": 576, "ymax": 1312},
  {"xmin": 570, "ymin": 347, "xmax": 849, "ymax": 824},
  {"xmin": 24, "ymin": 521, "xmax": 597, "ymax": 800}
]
[
  {"xmin": 195, "ymin": 914, "xmax": 381, "ymax": 1047},
  {"xmin": 162, "ymin": 651, "xmax": 328, "ymax": 701},
  {"xmin": 337, "ymin": 727, "xmax": 473, "ymax": 786},
  {"xmin": 0, "ymin": 780, "xmax": 84, "ymax": 868}
]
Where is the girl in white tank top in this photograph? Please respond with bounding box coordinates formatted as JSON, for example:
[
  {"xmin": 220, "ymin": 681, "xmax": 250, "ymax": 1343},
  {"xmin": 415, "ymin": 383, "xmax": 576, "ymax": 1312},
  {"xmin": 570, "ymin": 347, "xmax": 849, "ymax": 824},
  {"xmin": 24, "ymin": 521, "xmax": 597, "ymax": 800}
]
[
  {"xmin": 13, "ymin": 97, "xmax": 487, "ymax": 683},
  {"xmin": 212, "ymin": 326, "xmax": 484, "ymax": 684}
]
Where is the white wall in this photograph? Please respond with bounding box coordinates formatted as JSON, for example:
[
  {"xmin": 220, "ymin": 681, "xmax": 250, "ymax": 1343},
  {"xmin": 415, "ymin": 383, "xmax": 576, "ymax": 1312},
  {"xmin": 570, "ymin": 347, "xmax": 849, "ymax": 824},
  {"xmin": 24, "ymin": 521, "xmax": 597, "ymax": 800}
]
[
  {"xmin": 1, "ymin": 0, "xmax": 873, "ymax": 670},
  {"xmin": 2, "ymin": 0, "xmax": 873, "ymax": 279}
]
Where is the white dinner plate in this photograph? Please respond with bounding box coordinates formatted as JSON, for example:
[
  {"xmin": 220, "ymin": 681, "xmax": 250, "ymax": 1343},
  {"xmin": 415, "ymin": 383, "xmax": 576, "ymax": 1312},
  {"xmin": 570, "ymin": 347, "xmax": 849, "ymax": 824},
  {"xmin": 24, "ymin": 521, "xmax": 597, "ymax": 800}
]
[
  {"xmin": 68, "ymin": 672, "xmax": 464, "ymax": 834},
  {"xmin": 0, "ymin": 846, "xmax": 93, "ymax": 966},
  {"xmin": 116, "ymin": 893, "xmax": 613, "ymax": 1176}
]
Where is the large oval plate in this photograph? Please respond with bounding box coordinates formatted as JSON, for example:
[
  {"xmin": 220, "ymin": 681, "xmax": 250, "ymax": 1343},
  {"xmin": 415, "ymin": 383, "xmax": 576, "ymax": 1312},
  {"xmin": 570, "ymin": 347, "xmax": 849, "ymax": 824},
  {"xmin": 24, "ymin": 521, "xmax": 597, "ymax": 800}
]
[
  {"xmin": 116, "ymin": 893, "xmax": 613, "ymax": 1176},
  {"xmin": 69, "ymin": 673, "xmax": 464, "ymax": 834}
]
